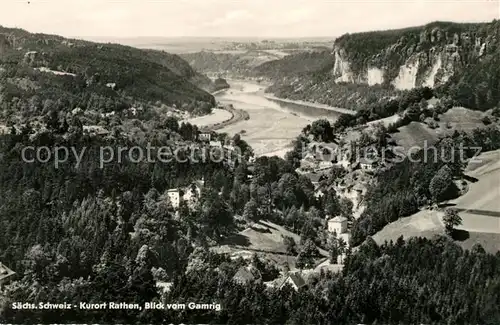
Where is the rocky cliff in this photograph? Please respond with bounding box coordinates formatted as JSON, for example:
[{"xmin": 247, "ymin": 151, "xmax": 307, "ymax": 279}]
[
  {"xmin": 331, "ymin": 21, "xmax": 499, "ymax": 90},
  {"xmin": 265, "ymin": 21, "xmax": 500, "ymax": 111}
]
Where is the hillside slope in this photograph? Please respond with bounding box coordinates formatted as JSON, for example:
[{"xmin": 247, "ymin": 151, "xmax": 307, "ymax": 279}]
[{"xmin": 0, "ymin": 26, "xmax": 216, "ymax": 118}]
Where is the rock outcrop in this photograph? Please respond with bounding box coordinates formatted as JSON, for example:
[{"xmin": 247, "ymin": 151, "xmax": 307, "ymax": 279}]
[{"xmin": 331, "ymin": 21, "xmax": 499, "ymax": 90}]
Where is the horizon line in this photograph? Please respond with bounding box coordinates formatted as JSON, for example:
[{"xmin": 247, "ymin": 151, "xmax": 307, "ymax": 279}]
[{"xmin": 2, "ymin": 18, "xmax": 495, "ymax": 41}]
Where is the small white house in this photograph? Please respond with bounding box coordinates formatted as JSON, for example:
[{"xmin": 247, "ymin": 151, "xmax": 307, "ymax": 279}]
[
  {"xmin": 358, "ymin": 158, "xmax": 376, "ymax": 171},
  {"xmin": 327, "ymin": 216, "xmax": 348, "ymax": 235},
  {"xmin": 183, "ymin": 178, "xmax": 205, "ymax": 203},
  {"xmin": 166, "ymin": 189, "xmax": 181, "ymax": 209},
  {"xmin": 198, "ymin": 132, "xmax": 211, "ymax": 142},
  {"xmin": 318, "ymin": 160, "xmax": 334, "ymax": 170},
  {"xmin": 209, "ymin": 141, "xmax": 223, "ymax": 148}
]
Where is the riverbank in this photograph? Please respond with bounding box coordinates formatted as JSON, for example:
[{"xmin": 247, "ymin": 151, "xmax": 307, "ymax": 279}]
[
  {"xmin": 263, "ymin": 94, "xmax": 357, "ymax": 116},
  {"xmin": 199, "ymin": 105, "xmax": 250, "ymax": 132}
]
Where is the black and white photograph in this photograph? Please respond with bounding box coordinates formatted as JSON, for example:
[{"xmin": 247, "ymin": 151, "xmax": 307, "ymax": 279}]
[{"xmin": 0, "ymin": 0, "xmax": 499, "ymax": 323}]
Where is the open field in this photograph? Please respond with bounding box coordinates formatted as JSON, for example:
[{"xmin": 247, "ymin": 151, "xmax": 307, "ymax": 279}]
[
  {"xmin": 373, "ymin": 150, "xmax": 500, "ymax": 253},
  {"xmin": 259, "ymin": 147, "xmax": 293, "ymax": 159},
  {"xmin": 450, "ymin": 149, "xmax": 500, "ymax": 234},
  {"xmin": 372, "ymin": 210, "xmax": 500, "ymax": 253},
  {"xmin": 439, "ymin": 106, "xmax": 485, "ymax": 131},
  {"xmin": 263, "ymin": 94, "xmax": 356, "ymax": 116},
  {"xmin": 391, "ymin": 121, "xmax": 439, "ymax": 150},
  {"xmin": 466, "ymin": 149, "xmax": 500, "ymax": 173},
  {"xmin": 391, "ymin": 107, "xmax": 487, "ymax": 150},
  {"xmin": 212, "ymin": 220, "xmax": 327, "ymax": 270},
  {"xmin": 372, "ymin": 210, "xmax": 444, "ymax": 244},
  {"xmin": 367, "ymin": 114, "xmax": 401, "ymax": 128},
  {"xmin": 220, "ymin": 220, "xmax": 305, "ymax": 254}
]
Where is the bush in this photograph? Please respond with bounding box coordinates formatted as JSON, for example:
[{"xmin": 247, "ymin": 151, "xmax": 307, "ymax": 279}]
[{"xmin": 482, "ymin": 116, "xmax": 492, "ymax": 125}]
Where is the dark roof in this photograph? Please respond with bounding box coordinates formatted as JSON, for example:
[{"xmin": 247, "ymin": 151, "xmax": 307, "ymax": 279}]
[
  {"xmin": 233, "ymin": 267, "xmax": 261, "ymax": 283},
  {"xmin": 0, "ymin": 262, "xmax": 15, "ymax": 281},
  {"xmin": 288, "ymin": 273, "xmax": 306, "ymax": 288},
  {"xmin": 305, "ymin": 172, "xmax": 328, "ymax": 183}
]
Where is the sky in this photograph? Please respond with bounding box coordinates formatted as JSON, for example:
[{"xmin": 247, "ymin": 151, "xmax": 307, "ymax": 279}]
[{"xmin": 0, "ymin": 0, "xmax": 499, "ymax": 38}]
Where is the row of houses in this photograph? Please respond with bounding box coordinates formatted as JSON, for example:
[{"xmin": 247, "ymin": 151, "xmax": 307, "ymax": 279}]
[
  {"xmin": 232, "ymin": 266, "xmax": 308, "ymax": 291},
  {"xmin": 300, "ymin": 141, "xmax": 380, "ymax": 175},
  {"xmin": 154, "ymin": 266, "xmax": 308, "ymax": 301}
]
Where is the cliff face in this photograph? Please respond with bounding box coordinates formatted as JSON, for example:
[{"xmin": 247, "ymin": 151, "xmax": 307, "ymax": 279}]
[{"xmin": 331, "ymin": 22, "xmax": 499, "ymax": 90}]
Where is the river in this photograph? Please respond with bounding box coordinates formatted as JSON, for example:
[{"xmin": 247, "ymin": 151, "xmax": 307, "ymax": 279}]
[{"xmin": 213, "ymin": 79, "xmax": 346, "ymax": 157}]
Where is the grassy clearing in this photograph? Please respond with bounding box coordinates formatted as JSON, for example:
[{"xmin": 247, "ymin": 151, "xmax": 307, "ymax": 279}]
[
  {"xmin": 391, "ymin": 121, "xmax": 439, "ymax": 150},
  {"xmin": 372, "ymin": 210, "xmax": 499, "ymax": 253},
  {"xmin": 450, "ymin": 149, "xmax": 500, "ymax": 234},
  {"xmin": 212, "ymin": 220, "xmax": 328, "ymax": 270},
  {"xmin": 391, "ymin": 107, "xmax": 487, "ymax": 150}
]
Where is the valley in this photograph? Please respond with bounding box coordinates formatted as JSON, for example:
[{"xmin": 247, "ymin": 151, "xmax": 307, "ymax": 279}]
[
  {"xmin": 212, "ymin": 79, "xmax": 346, "ymax": 157},
  {"xmin": 1, "ymin": 12, "xmax": 500, "ymax": 324}
]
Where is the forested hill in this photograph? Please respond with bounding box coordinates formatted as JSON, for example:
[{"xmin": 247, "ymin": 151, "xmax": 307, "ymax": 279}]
[
  {"xmin": 265, "ymin": 20, "xmax": 500, "ymax": 112},
  {"xmin": 0, "ymin": 26, "xmax": 217, "ymax": 117},
  {"xmin": 253, "ymin": 50, "xmax": 334, "ymax": 80}
]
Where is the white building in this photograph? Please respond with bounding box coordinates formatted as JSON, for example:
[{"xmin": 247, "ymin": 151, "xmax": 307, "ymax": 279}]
[
  {"xmin": 328, "ymin": 216, "xmax": 351, "ymax": 264},
  {"xmin": 318, "ymin": 160, "xmax": 334, "ymax": 170},
  {"xmin": 166, "ymin": 189, "xmax": 181, "ymax": 209},
  {"xmin": 209, "ymin": 141, "xmax": 223, "ymax": 148},
  {"xmin": 328, "ymin": 216, "xmax": 348, "ymax": 235},
  {"xmin": 183, "ymin": 178, "xmax": 205, "ymax": 204},
  {"xmin": 198, "ymin": 132, "xmax": 211, "ymax": 142},
  {"xmin": 358, "ymin": 158, "xmax": 376, "ymax": 171}
]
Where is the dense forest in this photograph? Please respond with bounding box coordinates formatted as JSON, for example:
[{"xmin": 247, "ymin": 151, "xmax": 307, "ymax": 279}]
[
  {"xmin": 0, "ymin": 104, "xmax": 499, "ymax": 324},
  {"xmin": 253, "ymin": 50, "xmax": 334, "ymax": 80}
]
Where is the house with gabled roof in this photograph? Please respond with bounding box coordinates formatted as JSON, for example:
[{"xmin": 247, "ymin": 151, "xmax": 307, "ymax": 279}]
[
  {"xmin": 278, "ymin": 272, "xmax": 307, "ymax": 291},
  {"xmin": 0, "ymin": 262, "xmax": 16, "ymax": 288},
  {"xmin": 232, "ymin": 266, "xmax": 262, "ymax": 285}
]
